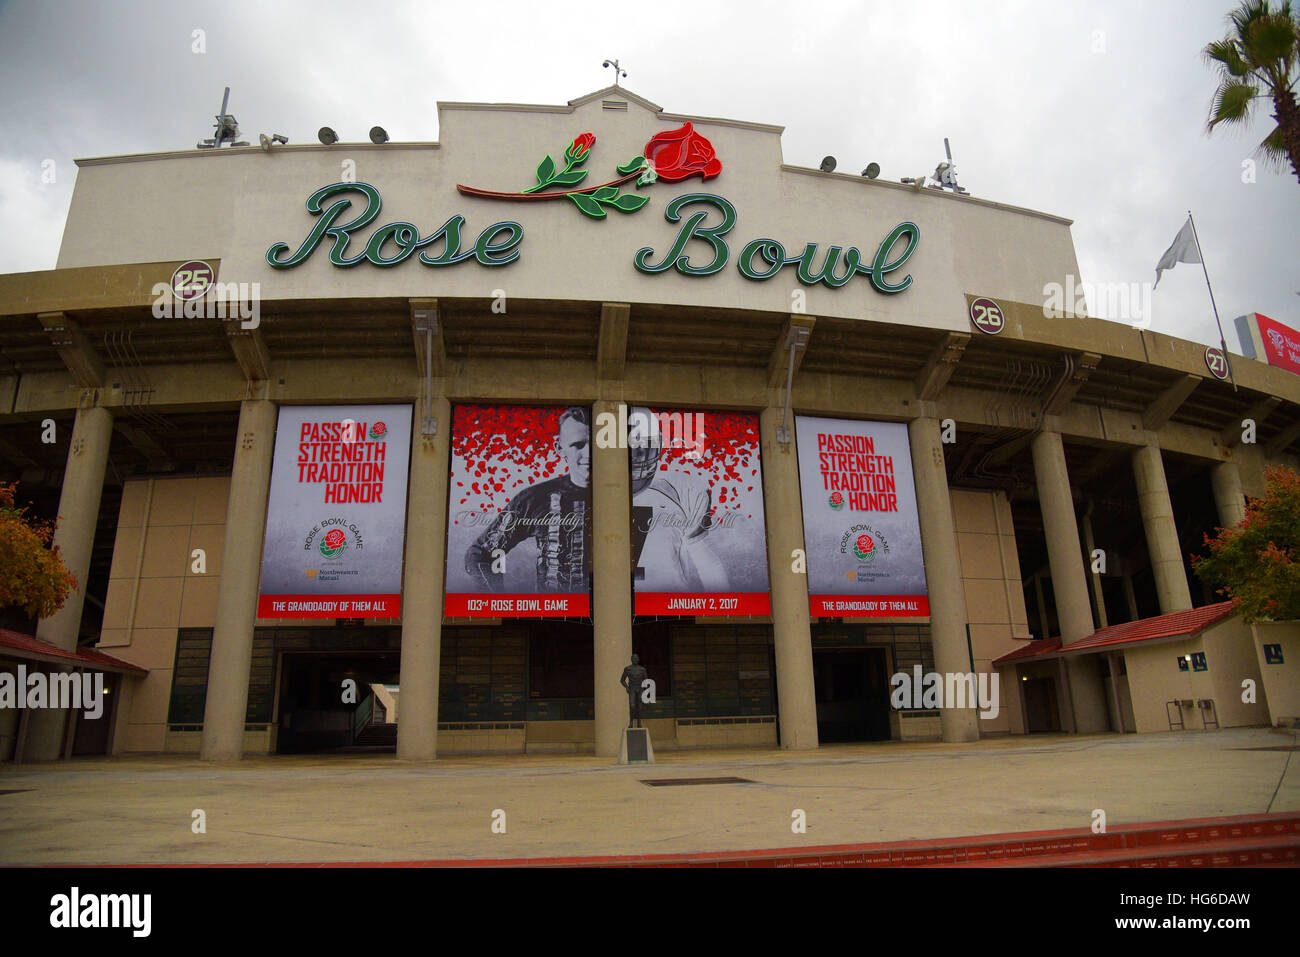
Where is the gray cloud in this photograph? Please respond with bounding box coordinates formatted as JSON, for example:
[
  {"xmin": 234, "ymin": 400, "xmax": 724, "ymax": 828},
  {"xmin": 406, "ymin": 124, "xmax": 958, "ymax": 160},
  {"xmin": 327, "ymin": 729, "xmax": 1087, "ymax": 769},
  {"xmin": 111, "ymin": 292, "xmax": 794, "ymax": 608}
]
[{"xmin": 1, "ymin": 0, "xmax": 1296, "ymax": 349}]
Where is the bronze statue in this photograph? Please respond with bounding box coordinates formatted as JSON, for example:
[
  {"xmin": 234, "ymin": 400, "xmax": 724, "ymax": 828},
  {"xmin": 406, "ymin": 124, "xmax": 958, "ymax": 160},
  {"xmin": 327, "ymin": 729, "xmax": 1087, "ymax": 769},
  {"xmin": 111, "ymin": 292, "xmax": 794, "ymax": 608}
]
[{"xmin": 619, "ymin": 654, "xmax": 649, "ymax": 728}]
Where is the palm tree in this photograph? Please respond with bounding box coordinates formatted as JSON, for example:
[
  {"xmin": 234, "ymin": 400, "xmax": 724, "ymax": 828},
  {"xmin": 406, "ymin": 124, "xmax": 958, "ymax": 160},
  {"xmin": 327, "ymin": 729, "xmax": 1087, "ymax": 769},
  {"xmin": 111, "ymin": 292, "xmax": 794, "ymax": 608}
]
[{"xmin": 1204, "ymin": 0, "xmax": 1300, "ymax": 183}]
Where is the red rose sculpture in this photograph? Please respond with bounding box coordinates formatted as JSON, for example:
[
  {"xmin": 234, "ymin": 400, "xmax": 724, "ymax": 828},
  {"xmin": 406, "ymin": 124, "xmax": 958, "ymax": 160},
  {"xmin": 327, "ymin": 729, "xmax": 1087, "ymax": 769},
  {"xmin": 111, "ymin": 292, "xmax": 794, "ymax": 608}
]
[
  {"xmin": 643, "ymin": 122, "xmax": 722, "ymax": 182},
  {"xmin": 565, "ymin": 132, "xmax": 595, "ymax": 162}
]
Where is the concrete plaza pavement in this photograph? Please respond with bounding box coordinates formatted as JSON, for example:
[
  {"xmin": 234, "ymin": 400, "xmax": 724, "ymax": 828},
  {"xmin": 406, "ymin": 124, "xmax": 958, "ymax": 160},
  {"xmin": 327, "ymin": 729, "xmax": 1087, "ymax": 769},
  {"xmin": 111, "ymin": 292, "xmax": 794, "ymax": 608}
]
[{"xmin": 1, "ymin": 726, "xmax": 1296, "ymax": 865}]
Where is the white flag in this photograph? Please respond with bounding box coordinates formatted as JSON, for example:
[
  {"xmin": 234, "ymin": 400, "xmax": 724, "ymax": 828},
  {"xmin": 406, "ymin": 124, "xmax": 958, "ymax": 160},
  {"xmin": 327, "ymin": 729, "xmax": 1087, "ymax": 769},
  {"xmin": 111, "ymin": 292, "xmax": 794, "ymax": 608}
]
[{"xmin": 1154, "ymin": 216, "xmax": 1201, "ymax": 289}]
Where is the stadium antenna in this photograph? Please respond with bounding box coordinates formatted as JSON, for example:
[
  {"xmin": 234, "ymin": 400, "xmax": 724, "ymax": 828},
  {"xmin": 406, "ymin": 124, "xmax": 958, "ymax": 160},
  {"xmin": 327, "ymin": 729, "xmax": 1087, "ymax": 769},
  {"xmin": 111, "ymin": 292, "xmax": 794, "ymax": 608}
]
[
  {"xmin": 195, "ymin": 87, "xmax": 248, "ymax": 149},
  {"xmin": 931, "ymin": 137, "xmax": 969, "ymax": 195}
]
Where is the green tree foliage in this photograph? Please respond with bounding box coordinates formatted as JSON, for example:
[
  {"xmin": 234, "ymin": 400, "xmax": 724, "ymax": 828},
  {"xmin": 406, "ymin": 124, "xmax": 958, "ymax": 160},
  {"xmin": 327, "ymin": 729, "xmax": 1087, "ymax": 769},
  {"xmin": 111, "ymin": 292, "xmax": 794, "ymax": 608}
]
[
  {"xmin": 1193, "ymin": 465, "xmax": 1300, "ymax": 622},
  {"xmin": 0, "ymin": 482, "xmax": 78, "ymax": 620},
  {"xmin": 1204, "ymin": 0, "xmax": 1300, "ymax": 182}
]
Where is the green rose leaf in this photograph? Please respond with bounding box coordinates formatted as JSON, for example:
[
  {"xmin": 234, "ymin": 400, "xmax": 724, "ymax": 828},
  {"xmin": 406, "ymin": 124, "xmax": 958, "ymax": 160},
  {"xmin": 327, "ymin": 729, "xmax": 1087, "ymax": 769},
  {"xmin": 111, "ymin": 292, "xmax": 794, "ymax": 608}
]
[
  {"xmin": 616, "ymin": 155, "xmax": 646, "ymax": 175},
  {"xmin": 608, "ymin": 193, "xmax": 649, "ymax": 213},
  {"xmin": 536, "ymin": 154, "xmax": 556, "ymax": 186},
  {"xmin": 550, "ymin": 170, "xmax": 589, "ymax": 186},
  {"xmin": 592, "ymin": 185, "xmax": 619, "ymax": 201},
  {"xmin": 569, "ymin": 192, "xmax": 605, "ymax": 219}
]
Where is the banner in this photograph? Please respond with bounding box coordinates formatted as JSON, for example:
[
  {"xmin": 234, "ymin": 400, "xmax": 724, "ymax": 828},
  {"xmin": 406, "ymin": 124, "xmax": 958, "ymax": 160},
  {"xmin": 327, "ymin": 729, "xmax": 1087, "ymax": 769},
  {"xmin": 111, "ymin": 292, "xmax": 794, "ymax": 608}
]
[
  {"xmin": 1256, "ymin": 313, "xmax": 1300, "ymax": 377},
  {"xmin": 445, "ymin": 405, "xmax": 592, "ymax": 617},
  {"xmin": 628, "ymin": 408, "xmax": 770, "ymax": 615},
  {"xmin": 795, "ymin": 416, "xmax": 929, "ymax": 617},
  {"xmin": 257, "ymin": 405, "xmax": 412, "ymax": 618}
]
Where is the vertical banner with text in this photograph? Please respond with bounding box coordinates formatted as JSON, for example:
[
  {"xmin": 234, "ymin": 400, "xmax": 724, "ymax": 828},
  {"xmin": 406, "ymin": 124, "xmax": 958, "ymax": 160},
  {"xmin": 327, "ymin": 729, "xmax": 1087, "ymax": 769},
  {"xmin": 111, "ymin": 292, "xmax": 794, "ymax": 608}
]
[
  {"xmin": 625, "ymin": 407, "xmax": 770, "ymax": 615},
  {"xmin": 258, "ymin": 404, "xmax": 412, "ymax": 618},
  {"xmin": 795, "ymin": 415, "xmax": 929, "ymax": 617},
  {"xmin": 445, "ymin": 405, "xmax": 592, "ymax": 617}
]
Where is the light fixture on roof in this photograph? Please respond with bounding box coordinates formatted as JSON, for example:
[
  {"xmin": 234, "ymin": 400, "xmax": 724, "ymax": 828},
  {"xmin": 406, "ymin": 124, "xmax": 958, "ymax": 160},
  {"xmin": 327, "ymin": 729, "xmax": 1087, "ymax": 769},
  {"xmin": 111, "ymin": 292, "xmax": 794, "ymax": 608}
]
[
  {"xmin": 861, "ymin": 162, "xmax": 880, "ymax": 179},
  {"xmin": 931, "ymin": 137, "xmax": 969, "ymax": 194},
  {"xmin": 259, "ymin": 133, "xmax": 289, "ymax": 152},
  {"xmin": 899, "ymin": 175, "xmax": 927, "ymax": 191},
  {"xmin": 819, "ymin": 156, "xmax": 837, "ymax": 173},
  {"xmin": 318, "ymin": 127, "xmax": 338, "ymax": 145},
  {"xmin": 196, "ymin": 86, "xmax": 247, "ymax": 149},
  {"xmin": 369, "ymin": 126, "xmax": 389, "ymax": 144}
]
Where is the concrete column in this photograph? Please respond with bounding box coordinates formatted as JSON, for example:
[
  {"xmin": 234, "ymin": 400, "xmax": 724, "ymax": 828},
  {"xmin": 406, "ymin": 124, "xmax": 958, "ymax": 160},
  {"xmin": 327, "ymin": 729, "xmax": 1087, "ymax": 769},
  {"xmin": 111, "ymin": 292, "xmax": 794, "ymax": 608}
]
[
  {"xmin": 1079, "ymin": 508, "xmax": 1108, "ymax": 629},
  {"xmin": 1132, "ymin": 440, "xmax": 1193, "ymax": 613},
  {"xmin": 26, "ymin": 404, "xmax": 113, "ymax": 762},
  {"xmin": 397, "ymin": 397, "xmax": 450, "ymax": 760},
  {"xmin": 200, "ymin": 398, "xmax": 277, "ymax": 761},
  {"xmin": 1030, "ymin": 431, "xmax": 1093, "ymax": 643},
  {"xmin": 1210, "ymin": 461, "xmax": 1247, "ymax": 529},
  {"xmin": 759, "ymin": 407, "xmax": 818, "ymax": 750},
  {"xmin": 1033, "ymin": 572, "xmax": 1050, "ymax": 639},
  {"xmin": 592, "ymin": 399, "xmax": 633, "ymax": 757},
  {"xmin": 908, "ymin": 416, "xmax": 979, "ymax": 742},
  {"xmin": 1122, "ymin": 565, "xmax": 1139, "ymax": 621}
]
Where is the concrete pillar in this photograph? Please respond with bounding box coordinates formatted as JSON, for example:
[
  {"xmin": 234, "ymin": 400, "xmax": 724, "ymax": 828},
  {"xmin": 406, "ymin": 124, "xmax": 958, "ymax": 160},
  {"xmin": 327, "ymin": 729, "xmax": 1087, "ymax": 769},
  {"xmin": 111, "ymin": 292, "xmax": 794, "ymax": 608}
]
[
  {"xmin": 1132, "ymin": 440, "xmax": 1193, "ymax": 613},
  {"xmin": 1210, "ymin": 461, "xmax": 1247, "ymax": 529},
  {"xmin": 1030, "ymin": 431, "xmax": 1093, "ymax": 643},
  {"xmin": 26, "ymin": 404, "xmax": 113, "ymax": 762},
  {"xmin": 200, "ymin": 398, "xmax": 277, "ymax": 761},
  {"xmin": 1033, "ymin": 572, "xmax": 1050, "ymax": 639},
  {"xmin": 908, "ymin": 416, "xmax": 979, "ymax": 742},
  {"xmin": 1079, "ymin": 508, "xmax": 1108, "ymax": 629},
  {"xmin": 1122, "ymin": 565, "xmax": 1139, "ymax": 621},
  {"xmin": 759, "ymin": 407, "xmax": 818, "ymax": 750},
  {"xmin": 397, "ymin": 397, "xmax": 451, "ymax": 760},
  {"xmin": 592, "ymin": 399, "xmax": 633, "ymax": 757}
]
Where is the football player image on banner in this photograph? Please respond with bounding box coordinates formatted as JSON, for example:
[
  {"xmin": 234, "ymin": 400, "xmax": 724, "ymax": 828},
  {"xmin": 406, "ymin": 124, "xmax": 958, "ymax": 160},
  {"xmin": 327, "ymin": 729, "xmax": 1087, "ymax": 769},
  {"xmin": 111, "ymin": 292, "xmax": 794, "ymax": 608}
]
[
  {"xmin": 795, "ymin": 415, "xmax": 929, "ymax": 617},
  {"xmin": 629, "ymin": 407, "xmax": 771, "ymax": 616},
  {"xmin": 445, "ymin": 404, "xmax": 592, "ymax": 617},
  {"xmin": 257, "ymin": 405, "xmax": 412, "ymax": 618}
]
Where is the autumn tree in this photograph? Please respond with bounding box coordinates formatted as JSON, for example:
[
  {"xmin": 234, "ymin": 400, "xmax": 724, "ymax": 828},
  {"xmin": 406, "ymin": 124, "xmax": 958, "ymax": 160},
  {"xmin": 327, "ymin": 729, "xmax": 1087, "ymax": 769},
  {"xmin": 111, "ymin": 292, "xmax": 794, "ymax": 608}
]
[
  {"xmin": 0, "ymin": 482, "xmax": 78, "ymax": 620},
  {"xmin": 1192, "ymin": 465, "xmax": 1300, "ymax": 622}
]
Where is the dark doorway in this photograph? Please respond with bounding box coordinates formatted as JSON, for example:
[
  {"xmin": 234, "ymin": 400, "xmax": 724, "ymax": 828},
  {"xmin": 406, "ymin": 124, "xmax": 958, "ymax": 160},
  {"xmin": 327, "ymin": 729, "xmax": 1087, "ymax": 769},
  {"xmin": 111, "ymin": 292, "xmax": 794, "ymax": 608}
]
[
  {"xmin": 812, "ymin": 648, "xmax": 891, "ymax": 742},
  {"xmin": 276, "ymin": 651, "xmax": 400, "ymax": 753},
  {"xmin": 1022, "ymin": 676, "xmax": 1061, "ymax": 732},
  {"xmin": 71, "ymin": 673, "xmax": 119, "ymax": 756}
]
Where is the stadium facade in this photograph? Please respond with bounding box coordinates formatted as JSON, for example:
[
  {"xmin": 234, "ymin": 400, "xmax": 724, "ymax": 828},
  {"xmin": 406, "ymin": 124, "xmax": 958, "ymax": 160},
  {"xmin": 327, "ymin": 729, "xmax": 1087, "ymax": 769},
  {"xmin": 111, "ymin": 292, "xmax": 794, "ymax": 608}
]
[{"xmin": 2, "ymin": 85, "xmax": 1298, "ymax": 763}]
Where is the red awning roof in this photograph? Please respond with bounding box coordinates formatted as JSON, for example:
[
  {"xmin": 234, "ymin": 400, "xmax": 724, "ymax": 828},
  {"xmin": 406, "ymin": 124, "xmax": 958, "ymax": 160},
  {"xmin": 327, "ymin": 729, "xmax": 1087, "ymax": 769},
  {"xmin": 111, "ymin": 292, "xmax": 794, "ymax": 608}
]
[
  {"xmin": 992, "ymin": 600, "xmax": 1239, "ymax": 666},
  {"xmin": 0, "ymin": 628, "xmax": 148, "ymax": 675}
]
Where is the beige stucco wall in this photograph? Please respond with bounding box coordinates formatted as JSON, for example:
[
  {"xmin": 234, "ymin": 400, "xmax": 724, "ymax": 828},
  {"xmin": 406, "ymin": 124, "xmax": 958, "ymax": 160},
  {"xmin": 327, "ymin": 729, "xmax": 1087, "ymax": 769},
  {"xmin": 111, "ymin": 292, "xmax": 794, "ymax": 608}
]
[
  {"xmin": 97, "ymin": 475, "xmax": 229, "ymax": 752},
  {"xmin": 1122, "ymin": 619, "xmax": 1269, "ymax": 733},
  {"xmin": 57, "ymin": 90, "xmax": 1080, "ymax": 336},
  {"xmin": 951, "ymin": 488, "xmax": 1030, "ymax": 733},
  {"xmin": 1252, "ymin": 621, "xmax": 1300, "ymax": 725}
]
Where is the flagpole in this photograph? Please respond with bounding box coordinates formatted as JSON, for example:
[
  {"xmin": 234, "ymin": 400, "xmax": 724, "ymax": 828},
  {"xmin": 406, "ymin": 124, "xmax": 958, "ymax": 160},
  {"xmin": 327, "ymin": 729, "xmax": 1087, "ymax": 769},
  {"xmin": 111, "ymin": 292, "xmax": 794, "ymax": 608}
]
[{"xmin": 1187, "ymin": 210, "xmax": 1237, "ymax": 392}]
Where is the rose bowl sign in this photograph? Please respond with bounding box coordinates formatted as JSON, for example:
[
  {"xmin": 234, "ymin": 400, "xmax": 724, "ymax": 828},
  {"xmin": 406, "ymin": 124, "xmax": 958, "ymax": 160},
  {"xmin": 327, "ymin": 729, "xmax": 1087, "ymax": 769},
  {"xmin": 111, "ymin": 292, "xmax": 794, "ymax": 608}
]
[{"xmin": 266, "ymin": 123, "xmax": 921, "ymax": 295}]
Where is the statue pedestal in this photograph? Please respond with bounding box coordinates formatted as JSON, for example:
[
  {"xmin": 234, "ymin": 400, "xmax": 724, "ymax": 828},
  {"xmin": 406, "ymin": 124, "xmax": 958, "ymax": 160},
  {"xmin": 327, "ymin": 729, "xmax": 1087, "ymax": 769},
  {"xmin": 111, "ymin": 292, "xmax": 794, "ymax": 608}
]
[{"xmin": 619, "ymin": 727, "xmax": 655, "ymax": 765}]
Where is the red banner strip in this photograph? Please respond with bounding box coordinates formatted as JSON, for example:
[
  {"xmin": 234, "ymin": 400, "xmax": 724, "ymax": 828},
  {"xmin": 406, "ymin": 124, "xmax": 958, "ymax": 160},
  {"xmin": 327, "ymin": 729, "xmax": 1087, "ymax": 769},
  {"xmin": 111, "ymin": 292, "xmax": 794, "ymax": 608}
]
[
  {"xmin": 257, "ymin": 594, "xmax": 402, "ymax": 619},
  {"xmin": 809, "ymin": 595, "xmax": 930, "ymax": 617},
  {"xmin": 444, "ymin": 593, "xmax": 591, "ymax": 617},
  {"xmin": 634, "ymin": 593, "xmax": 771, "ymax": 616}
]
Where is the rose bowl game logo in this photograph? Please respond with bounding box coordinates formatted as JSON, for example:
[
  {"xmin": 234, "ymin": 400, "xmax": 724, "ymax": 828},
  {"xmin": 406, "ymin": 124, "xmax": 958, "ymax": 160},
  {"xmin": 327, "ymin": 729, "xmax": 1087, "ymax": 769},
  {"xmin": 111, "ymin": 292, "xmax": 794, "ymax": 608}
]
[
  {"xmin": 853, "ymin": 533, "xmax": 877, "ymax": 562},
  {"xmin": 369, "ymin": 421, "xmax": 387, "ymax": 441},
  {"xmin": 828, "ymin": 490, "xmax": 845, "ymax": 510},
  {"xmin": 319, "ymin": 528, "xmax": 348, "ymax": 559}
]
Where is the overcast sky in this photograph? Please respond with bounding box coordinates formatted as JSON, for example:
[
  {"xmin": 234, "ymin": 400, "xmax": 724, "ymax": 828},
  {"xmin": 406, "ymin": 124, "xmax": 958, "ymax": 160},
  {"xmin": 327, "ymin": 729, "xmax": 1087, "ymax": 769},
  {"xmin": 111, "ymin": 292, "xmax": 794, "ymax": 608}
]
[{"xmin": 1, "ymin": 0, "xmax": 1296, "ymax": 352}]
